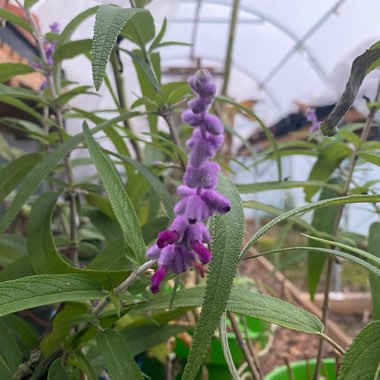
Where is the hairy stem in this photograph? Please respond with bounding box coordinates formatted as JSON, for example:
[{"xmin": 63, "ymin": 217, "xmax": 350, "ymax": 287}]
[{"xmin": 93, "ymin": 259, "xmax": 157, "ymax": 315}]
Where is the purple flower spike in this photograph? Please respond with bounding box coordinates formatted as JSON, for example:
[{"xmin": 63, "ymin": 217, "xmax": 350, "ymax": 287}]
[
  {"xmin": 150, "ymin": 266, "xmax": 167, "ymax": 294},
  {"xmin": 187, "ymin": 129, "xmax": 224, "ymax": 168},
  {"xmin": 184, "ymin": 194, "xmax": 211, "ymax": 224},
  {"xmin": 172, "ymin": 246, "xmax": 195, "ymax": 273},
  {"xmin": 189, "ymin": 70, "xmax": 216, "ymax": 98},
  {"xmin": 203, "ymin": 114, "xmax": 224, "ymax": 135},
  {"xmin": 184, "ymin": 161, "xmax": 219, "ymax": 189},
  {"xmin": 146, "ymin": 69, "xmax": 230, "ymax": 293},
  {"xmin": 189, "ymin": 70, "xmax": 211, "ymax": 89},
  {"xmin": 182, "ymin": 109, "xmax": 203, "ymax": 127},
  {"xmin": 177, "ymin": 185, "xmax": 195, "ymax": 197},
  {"xmin": 201, "ymin": 190, "xmax": 231, "ymax": 214},
  {"xmin": 189, "ymin": 97, "xmax": 212, "ymax": 114},
  {"xmin": 191, "ymin": 240, "xmax": 211, "ymax": 264},
  {"xmin": 157, "ymin": 230, "xmax": 179, "ymax": 248}
]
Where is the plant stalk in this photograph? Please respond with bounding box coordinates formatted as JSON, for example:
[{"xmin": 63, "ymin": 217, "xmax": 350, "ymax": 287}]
[
  {"xmin": 313, "ymin": 78, "xmax": 380, "ymax": 379},
  {"xmin": 22, "ymin": 3, "xmax": 79, "ymax": 264},
  {"xmin": 242, "ymin": 316, "xmax": 264, "ymax": 379},
  {"xmin": 320, "ymin": 333, "xmax": 345, "ymax": 355},
  {"xmin": 227, "ymin": 311, "xmax": 261, "ymax": 380},
  {"xmin": 93, "ymin": 259, "xmax": 157, "ymax": 315},
  {"xmin": 161, "ymin": 111, "xmax": 186, "ymax": 170},
  {"xmin": 110, "ymin": 48, "xmax": 143, "ymax": 161}
]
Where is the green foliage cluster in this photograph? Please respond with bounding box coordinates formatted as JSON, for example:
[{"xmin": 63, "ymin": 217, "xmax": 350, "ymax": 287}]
[{"xmin": 0, "ymin": 2, "xmax": 379, "ymax": 379}]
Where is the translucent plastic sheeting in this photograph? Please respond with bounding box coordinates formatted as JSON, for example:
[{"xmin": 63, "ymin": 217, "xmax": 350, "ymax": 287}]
[{"xmin": 31, "ymin": 0, "xmax": 380, "ymax": 125}]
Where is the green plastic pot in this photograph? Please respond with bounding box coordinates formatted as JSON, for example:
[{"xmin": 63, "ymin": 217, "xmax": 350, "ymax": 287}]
[{"xmin": 265, "ymin": 358, "xmax": 337, "ymax": 380}]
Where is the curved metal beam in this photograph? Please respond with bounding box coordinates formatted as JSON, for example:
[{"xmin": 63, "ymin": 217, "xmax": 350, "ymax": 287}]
[{"xmin": 176, "ymin": 0, "xmax": 329, "ymax": 83}]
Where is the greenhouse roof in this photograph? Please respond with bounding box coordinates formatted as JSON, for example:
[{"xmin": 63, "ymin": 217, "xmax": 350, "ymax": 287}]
[{"xmin": 32, "ymin": 0, "xmax": 380, "ymax": 124}]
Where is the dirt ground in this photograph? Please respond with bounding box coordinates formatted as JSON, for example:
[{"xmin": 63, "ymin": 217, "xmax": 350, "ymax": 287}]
[{"xmin": 239, "ymin": 257, "xmax": 365, "ymax": 376}]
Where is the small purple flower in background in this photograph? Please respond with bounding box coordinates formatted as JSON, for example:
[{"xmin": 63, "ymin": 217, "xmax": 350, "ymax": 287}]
[
  {"xmin": 49, "ymin": 22, "xmax": 60, "ymax": 34},
  {"xmin": 44, "ymin": 23, "xmax": 60, "ymax": 66},
  {"xmin": 305, "ymin": 107, "xmax": 320, "ymax": 133},
  {"xmin": 146, "ymin": 69, "xmax": 231, "ymax": 293}
]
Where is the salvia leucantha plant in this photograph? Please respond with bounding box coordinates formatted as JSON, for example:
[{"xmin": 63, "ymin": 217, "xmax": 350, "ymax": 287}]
[{"xmin": 0, "ymin": 2, "xmax": 380, "ymax": 379}]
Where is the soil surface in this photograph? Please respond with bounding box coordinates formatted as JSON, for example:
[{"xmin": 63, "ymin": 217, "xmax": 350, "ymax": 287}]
[{"xmin": 239, "ymin": 257, "xmax": 364, "ymax": 377}]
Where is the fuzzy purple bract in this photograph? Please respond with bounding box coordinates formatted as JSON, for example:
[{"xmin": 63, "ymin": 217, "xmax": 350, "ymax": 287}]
[{"xmin": 146, "ymin": 69, "xmax": 231, "ymax": 293}]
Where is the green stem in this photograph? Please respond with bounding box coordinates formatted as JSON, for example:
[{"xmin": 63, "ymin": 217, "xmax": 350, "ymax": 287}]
[
  {"xmin": 320, "ymin": 333, "xmax": 345, "ymax": 355},
  {"xmin": 93, "ymin": 259, "xmax": 157, "ymax": 315},
  {"xmin": 110, "ymin": 48, "xmax": 143, "ymax": 161},
  {"xmin": 227, "ymin": 311, "xmax": 261, "ymax": 380},
  {"xmin": 221, "ymin": 0, "xmax": 240, "ymax": 96},
  {"xmin": 161, "ymin": 111, "xmax": 186, "ymax": 170},
  {"xmin": 23, "ymin": 3, "xmax": 79, "ymax": 265}
]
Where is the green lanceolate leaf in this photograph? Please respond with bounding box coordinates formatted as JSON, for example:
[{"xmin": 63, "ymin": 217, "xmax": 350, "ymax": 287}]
[
  {"xmin": 53, "ymin": 39, "xmax": 92, "ymax": 62},
  {"xmin": 24, "ymin": 0, "xmax": 39, "ymax": 9},
  {"xmin": 111, "ymin": 153, "xmax": 174, "ymax": 219},
  {"xmin": 98, "ymin": 329, "xmax": 144, "ymax": 380},
  {"xmin": 83, "ymin": 123, "xmax": 145, "ymax": 264},
  {"xmin": 236, "ymin": 180, "xmax": 344, "ymax": 194},
  {"xmin": 47, "ymin": 359, "xmax": 70, "ymax": 380},
  {"xmin": 321, "ymin": 46, "xmax": 380, "ymax": 136},
  {"xmin": 358, "ymin": 151, "xmax": 380, "ymax": 167},
  {"xmin": 136, "ymin": 286, "xmax": 324, "ymax": 334},
  {"xmin": 0, "ymin": 83, "xmax": 41, "ymax": 101},
  {"xmin": 57, "ymin": 7, "xmax": 98, "ymax": 49},
  {"xmin": 219, "ymin": 313, "xmax": 240, "ymax": 380},
  {"xmin": 121, "ymin": 324, "xmax": 188, "ymax": 357},
  {"xmin": 243, "ymin": 200, "xmax": 329, "ymax": 237},
  {"xmin": 0, "ymin": 63, "xmax": 34, "ymax": 83},
  {"xmin": 307, "ymin": 180, "xmax": 342, "ymax": 300},
  {"xmin": 368, "ymin": 222, "xmax": 380, "ymax": 320},
  {"xmin": 159, "ymin": 81, "xmax": 191, "ymax": 106},
  {"xmin": 149, "ymin": 18, "xmax": 167, "ymax": 53},
  {"xmin": 305, "ymin": 142, "xmax": 351, "ymax": 201},
  {"xmin": 40, "ymin": 303, "xmax": 88, "ymax": 357},
  {"xmin": 227, "ymin": 288, "xmax": 323, "ymax": 334},
  {"xmin": 131, "ymin": 50, "xmax": 161, "ymax": 135},
  {"xmin": 248, "ymin": 246, "xmax": 380, "ymax": 278},
  {"xmin": 338, "ymin": 321, "xmax": 380, "ymax": 380},
  {"xmin": 0, "ymin": 235, "xmax": 26, "ymax": 268},
  {"xmin": 121, "ymin": 10, "xmax": 155, "ymax": 47},
  {"xmin": 0, "ymin": 319, "xmax": 23, "ymax": 380},
  {"xmin": 127, "ymin": 49, "xmax": 161, "ymax": 93},
  {"xmin": 27, "ymin": 191, "xmax": 130, "ymax": 288},
  {"xmin": 183, "ymin": 176, "xmax": 244, "ymax": 379},
  {"xmin": 0, "ymin": 274, "xmax": 105, "ymax": 317},
  {"xmin": 304, "ymin": 234, "xmax": 380, "ymax": 268},
  {"xmin": 216, "ymin": 95, "xmax": 282, "ymax": 181},
  {"xmin": 0, "ymin": 8, "xmax": 33, "ymax": 32},
  {"xmin": 240, "ymin": 194, "xmax": 380, "ymax": 259},
  {"xmin": 0, "ymin": 111, "xmax": 139, "ymax": 234},
  {"xmin": 92, "ymin": 5, "xmax": 147, "ymax": 90},
  {"xmin": 0, "ymin": 153, "xmax": 43, "ymax": 203}
]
